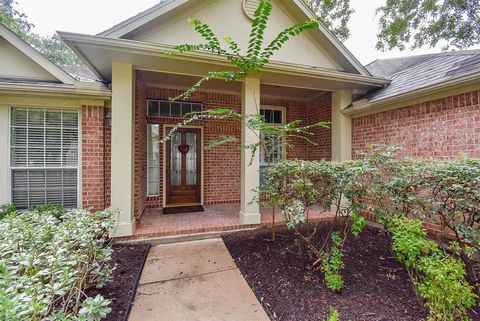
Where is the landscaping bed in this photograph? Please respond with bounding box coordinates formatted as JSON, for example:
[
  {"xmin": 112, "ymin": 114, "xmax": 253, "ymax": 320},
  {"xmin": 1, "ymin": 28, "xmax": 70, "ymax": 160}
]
[
  {"xmin": 87, "ymin": 243, "xmax": 150, "ymax": 321},
  {"xmin": 223, "ymin": 224, "xmax": 480, "ymax": 321}
]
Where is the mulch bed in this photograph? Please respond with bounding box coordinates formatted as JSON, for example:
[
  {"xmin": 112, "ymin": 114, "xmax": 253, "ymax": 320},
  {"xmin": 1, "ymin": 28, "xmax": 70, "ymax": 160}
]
[
  {"xmin": 87, "ymin": 243, "xmax": 150, "ymax": 321},
  {"xmin": 223, "ymin": 224, "xmax": 480, "ymax": 321}
]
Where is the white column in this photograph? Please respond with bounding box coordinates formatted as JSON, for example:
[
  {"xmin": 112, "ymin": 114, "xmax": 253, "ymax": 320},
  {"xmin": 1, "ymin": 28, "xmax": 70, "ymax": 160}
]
[
  {"xmin": 331, "ymin": 90, "xmax": 353, "ymax": 214},
  {"xmin": 0, "ymin": 106, "xmax": 9, "ymax": 205},
  {"xmin": 331, "ymin": 90, "xmax": 353, "ymax": 161},
  {"xmin": 111, "ymin": 63, "xmax": 135, "ymax": 237},
  {"xmin": 239, "ymin": 77, "xmax": 261, "ymax": 224}
]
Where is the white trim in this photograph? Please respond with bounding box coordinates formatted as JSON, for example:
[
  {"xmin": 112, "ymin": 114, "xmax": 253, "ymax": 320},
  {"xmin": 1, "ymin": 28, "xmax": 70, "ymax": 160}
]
[
  {"xmin": 259, "ymin": 105, "xmax": 286, "ymax": 166},
  {"xmin": 0, "ymin": 82, "xmax": 111, "ymax": 99},
  {"xmin": 97, "ymin": 0, "xmax": 188, "ymax": 37},
  {"xmin": 59, "ymin": 31, "xmax": 389, "ymax": 88},
  {"xmin": 146, "ymin": 123, "xmax": 160, "ymax": 197},
  {"xmin": 346, "ymin": 72, "xmax": 480, "ymax": 116},
  {"xmin": 0, "ymin": 25, "xmax": 76, "ymax": 85},
  {"xmin": 162, "ymin": 124, "xmax": 204, "ymax": 208}
]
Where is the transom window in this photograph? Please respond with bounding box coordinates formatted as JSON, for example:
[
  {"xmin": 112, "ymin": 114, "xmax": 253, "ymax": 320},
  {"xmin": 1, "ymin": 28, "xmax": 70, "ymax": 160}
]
[
  {"xmin": 147, "ymin": 99, "xmax": 202, "ymax": 118},
  {"xmin": 260, "ymin": 108, "xmax": 283, "ymax": 124},
  {"xmin": 10, "ymin": 107, "xmax": 79, "ymax": 209}
]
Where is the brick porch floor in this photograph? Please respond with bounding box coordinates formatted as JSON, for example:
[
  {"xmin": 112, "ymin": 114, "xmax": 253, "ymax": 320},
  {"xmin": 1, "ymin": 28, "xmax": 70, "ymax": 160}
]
[{"xmin": 127, "ymin": 203, "xmax": 336, "ymax": 240}]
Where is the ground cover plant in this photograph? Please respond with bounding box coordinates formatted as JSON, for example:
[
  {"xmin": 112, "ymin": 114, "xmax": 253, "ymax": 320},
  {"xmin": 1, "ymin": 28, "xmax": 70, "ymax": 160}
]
[{"xmin": 0, "ymin": 206, "xmax": 115, "ymax": 321}]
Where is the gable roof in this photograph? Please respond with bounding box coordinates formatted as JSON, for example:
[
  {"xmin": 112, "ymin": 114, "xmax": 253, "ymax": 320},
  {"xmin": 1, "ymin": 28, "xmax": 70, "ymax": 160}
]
[
  {"xmin": 0, "ymin": 24, "xmax": 76, "ymax": 85},
  {"xmin": 96, "ymin": 0, "xmax": 370, "ymax": 76},
  {"xmin": 360, "ymin": 50, "xmax": 480, "ymax": 103}
]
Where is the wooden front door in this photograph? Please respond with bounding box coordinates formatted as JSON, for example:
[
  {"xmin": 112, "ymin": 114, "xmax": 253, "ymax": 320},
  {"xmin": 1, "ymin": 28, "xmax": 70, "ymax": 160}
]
[{"xmin": 166, "ymin": 128, "xmax": 201, "ymax": 206}]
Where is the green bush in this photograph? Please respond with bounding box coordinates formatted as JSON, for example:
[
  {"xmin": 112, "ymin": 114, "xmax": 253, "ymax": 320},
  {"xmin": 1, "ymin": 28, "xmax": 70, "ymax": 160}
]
[
  {"xmin": 364, "ymin": 146, "xmax": 480, "ymax": 286},
  {"xmin": 29, "ymin": 204, "xmax": 66, "ymax": 220},
  {"xmin": 0, "ymin": 208, "xmax": 115, "ymax": 321},
  {"xmin": 0, "ymin": 203, "xmax": 17, "ymax": 220},
  {"xmin": 264, "ymin": 159, "xmax": 372, "ymax": 291},
  {"xmin": 388, "ymin": 216, "xmax": 477, "ymax": 321}
]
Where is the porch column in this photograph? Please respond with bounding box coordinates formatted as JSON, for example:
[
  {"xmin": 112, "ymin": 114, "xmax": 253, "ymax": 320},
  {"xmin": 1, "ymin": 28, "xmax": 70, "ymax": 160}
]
[
  {"xmin": 239, "ymin": 77, "xmax": 261, "ymax": 224},
  {"xmin": 331, "ymin": 90, "xmax": 353, "ymax": 161},
  {"xmin": 111, "ymin": 63, "xmax": 135, "ymax": 237}
]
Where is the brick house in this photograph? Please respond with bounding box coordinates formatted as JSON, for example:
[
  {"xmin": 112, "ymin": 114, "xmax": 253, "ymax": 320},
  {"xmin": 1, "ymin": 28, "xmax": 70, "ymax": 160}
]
[{"xmin": 0, "ymin": 0, "xmax": 479, "ymax": 238}]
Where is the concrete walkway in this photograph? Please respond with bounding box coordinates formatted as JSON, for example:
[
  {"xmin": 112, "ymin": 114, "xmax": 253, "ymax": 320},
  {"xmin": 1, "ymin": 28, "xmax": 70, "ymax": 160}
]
[{"xmin": 129, "ymin": 238, "xmax": 270, "ymax": 321}]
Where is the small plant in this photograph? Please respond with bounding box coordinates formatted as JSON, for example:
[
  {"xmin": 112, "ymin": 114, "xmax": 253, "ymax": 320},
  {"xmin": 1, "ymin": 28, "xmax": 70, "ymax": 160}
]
[
  {"xmin": 320, "ymin": 232, "xmax": 345, "ymax": 291},
  {"xmin": 387, "ymin": 216, "xmax": 477, "ymax": 321},
  {"xmin": 325, "ymin": 307, "xmax": 340, "ymax": 321},
  {"xmin": 0, "ymin": 203, "xmax": 17, "ymax": 219}
]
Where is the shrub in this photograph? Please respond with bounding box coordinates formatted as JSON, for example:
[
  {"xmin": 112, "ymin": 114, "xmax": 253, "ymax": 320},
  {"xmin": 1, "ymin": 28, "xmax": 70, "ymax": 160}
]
[
  {"xmin": 388, "ymin": 216, "xmax": 477, "ymax": 321},
  {"xmin": 0, "ymin": 203, "xmax": 17, "ymax": 220},
  {"xmin": 29, "ymin": 204, "xmax": 66, "ymax": 220},
  {"xmin": 0, "ymin": 208, "xmax": 115, "ymax": 320},
  {"xmin": 264, "ymin": 159, "xmax": 372, "ymax": 290},
  {"xmin": 365, "ymin": 146, "xmax": 480, "ymax": 287}
]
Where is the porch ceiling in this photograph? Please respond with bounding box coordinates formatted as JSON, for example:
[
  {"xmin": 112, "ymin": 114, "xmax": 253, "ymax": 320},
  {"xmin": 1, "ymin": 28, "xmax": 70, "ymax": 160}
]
[
  {"xmin": 59, "ymin": 32, "xmax": 389, "ymax": 92},
  {"xmin": 141, "ymin": 71, "xmax": 325, "ymax": 100}
]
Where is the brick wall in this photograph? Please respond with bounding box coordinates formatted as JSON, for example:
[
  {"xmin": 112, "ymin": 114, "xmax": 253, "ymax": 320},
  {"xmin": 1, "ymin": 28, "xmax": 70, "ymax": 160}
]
[
  {"xmin": 81, "ymin": 105, "xmax": 106, "ymax": 211},
  {"xmin": 134, "ymin": 73, "xmax": 148, "ymax": 219},
  {"xmin": 307, "ymin": 92, "xmax": 332, "ymax": 160},
  {"xmin": 352, "ymin": 90, "xmax": 480, "ymax": 159},
  {"xmin": 133, "ymin": 81, "xmax": 332, "ymax": 214}
]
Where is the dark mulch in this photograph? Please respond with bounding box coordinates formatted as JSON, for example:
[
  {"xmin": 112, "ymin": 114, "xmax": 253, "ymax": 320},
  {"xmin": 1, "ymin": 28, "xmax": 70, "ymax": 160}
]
[
  {"xmin": 223, "ymin": 224, "xmax": 480, "ymax": 321},
  {"xmin": 87, "ymin": 243, "xmax": 149, "ymax": 321}
]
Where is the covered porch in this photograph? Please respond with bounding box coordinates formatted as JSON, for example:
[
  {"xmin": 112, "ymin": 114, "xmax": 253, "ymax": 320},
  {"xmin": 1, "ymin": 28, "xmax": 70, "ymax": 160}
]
[
  {"xmin": 130, "ymin": 203, "xmax": 335, "ymax": 239},
  {"xmin": 59, "ymin": 32, "xmax": 387, "ymax": 238}
]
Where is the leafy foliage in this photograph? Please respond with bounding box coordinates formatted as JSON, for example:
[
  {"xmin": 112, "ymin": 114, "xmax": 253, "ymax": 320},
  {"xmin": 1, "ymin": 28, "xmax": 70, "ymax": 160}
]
[
  {"xmin": 0, "ymin": 0, "xmax": 33, "ymax": 40},
  {"xmin": 304, "ymin": 0, "xmax": 354, "ymax": 41},
  {"xmin": 376, "ymin": 0, "xmax": 480, "ymax": 51},
  {"xmin": 264, "ymin": 159, "xmax": 372, "ymax": 290},
  {"xmin": 365, "ymin": 145, "xmax": 480, "ymax": 287},
  {"xmin": 167, "ymin": 0, "xmax": 319, "ymax": 101},
  {"xmin": 387, "ymin": 216, "xmax": 477, "ymax": 321},
  {"xmin": 320, "ymin": 232, "xmax": 345, "ymax": 291},
  {"xmin": 0, "ymin": 203, "xmax": 17, "ymax": 220},
  {"xmin": 324, "ymin": 306, "xmax": 340, "ymax": 321},
  {"xmin": 0, "ymin": 208, "xmax": 115, "ymax": 320}
]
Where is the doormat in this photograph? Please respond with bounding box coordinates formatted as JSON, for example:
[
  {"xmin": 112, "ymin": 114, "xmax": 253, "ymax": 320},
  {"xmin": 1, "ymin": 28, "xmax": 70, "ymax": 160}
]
[{"xmin": 163, "ymin": 205, "xmax": 204, "ymax": 214}]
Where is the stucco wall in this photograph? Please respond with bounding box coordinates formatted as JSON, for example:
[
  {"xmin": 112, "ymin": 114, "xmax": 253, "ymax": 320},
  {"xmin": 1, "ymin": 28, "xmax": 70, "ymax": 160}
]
[{"xmin": 352, "ymin": 90, "xmax": 480, "ymax": 159}]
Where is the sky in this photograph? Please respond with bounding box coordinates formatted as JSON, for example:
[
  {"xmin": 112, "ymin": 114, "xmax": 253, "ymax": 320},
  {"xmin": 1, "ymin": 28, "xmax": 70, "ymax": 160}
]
[{"xmin": 15, "ymin": 0, "xmax": 454, "ymax": 65}]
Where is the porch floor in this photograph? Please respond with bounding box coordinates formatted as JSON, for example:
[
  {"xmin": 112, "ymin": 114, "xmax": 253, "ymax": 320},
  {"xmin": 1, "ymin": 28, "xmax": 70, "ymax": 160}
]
[{"xmin": 131, "ymin": 203, "xmax": 336, "ymax": 239}]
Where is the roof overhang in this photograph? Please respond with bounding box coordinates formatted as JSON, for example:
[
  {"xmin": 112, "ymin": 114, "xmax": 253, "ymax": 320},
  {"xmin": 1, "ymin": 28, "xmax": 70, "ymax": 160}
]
[
  {"xmin": 346, "ymin": 71, "xmax": 480, "ymax": 117},
  {"xmin": 0, "ymin": 81, "xmax": 111, "ymax": 100},
  {"xmin": 59, "ymin": 32, "xmax": 389, "ymax": 92},
  {"xmin": 97, "ymin": 0, "xmax": 371, "ymax": 77}
]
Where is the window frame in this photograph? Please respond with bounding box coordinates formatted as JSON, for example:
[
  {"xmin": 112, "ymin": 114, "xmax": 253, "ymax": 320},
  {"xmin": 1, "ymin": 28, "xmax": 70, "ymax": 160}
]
[
  {"xmin": 147, "ymin": 123, "xmax": 160, "ymax": 196},
  {"xmin": 147, "ymin": 99, "xmax": 203, "ymax": 118},
  {"xmin": 259, "ymin": 105, "xmax": 287, "ymax": 166},
  {"xmin": 8, "ymin": 106, "xmax": 81, "ymax": 209}
]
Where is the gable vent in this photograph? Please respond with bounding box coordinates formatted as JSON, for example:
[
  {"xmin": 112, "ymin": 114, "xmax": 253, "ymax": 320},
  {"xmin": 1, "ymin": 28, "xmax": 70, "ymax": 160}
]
[{"xmin": 243, "ymin": 0, "xmax": 260, "ymax": 20}]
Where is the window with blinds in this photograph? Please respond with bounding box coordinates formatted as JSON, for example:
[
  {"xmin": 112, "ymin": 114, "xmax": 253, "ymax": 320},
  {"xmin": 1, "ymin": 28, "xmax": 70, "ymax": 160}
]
[{"xmin": 10, "ymin": 107, "xmax": 79, "ymax": 209}]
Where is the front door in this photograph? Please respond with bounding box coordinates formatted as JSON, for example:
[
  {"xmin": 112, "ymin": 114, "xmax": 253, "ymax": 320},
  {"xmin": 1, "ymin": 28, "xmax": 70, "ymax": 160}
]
[{"xmin": 166, "ymin": 128, "xmax": 201, "ymax": 206}]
